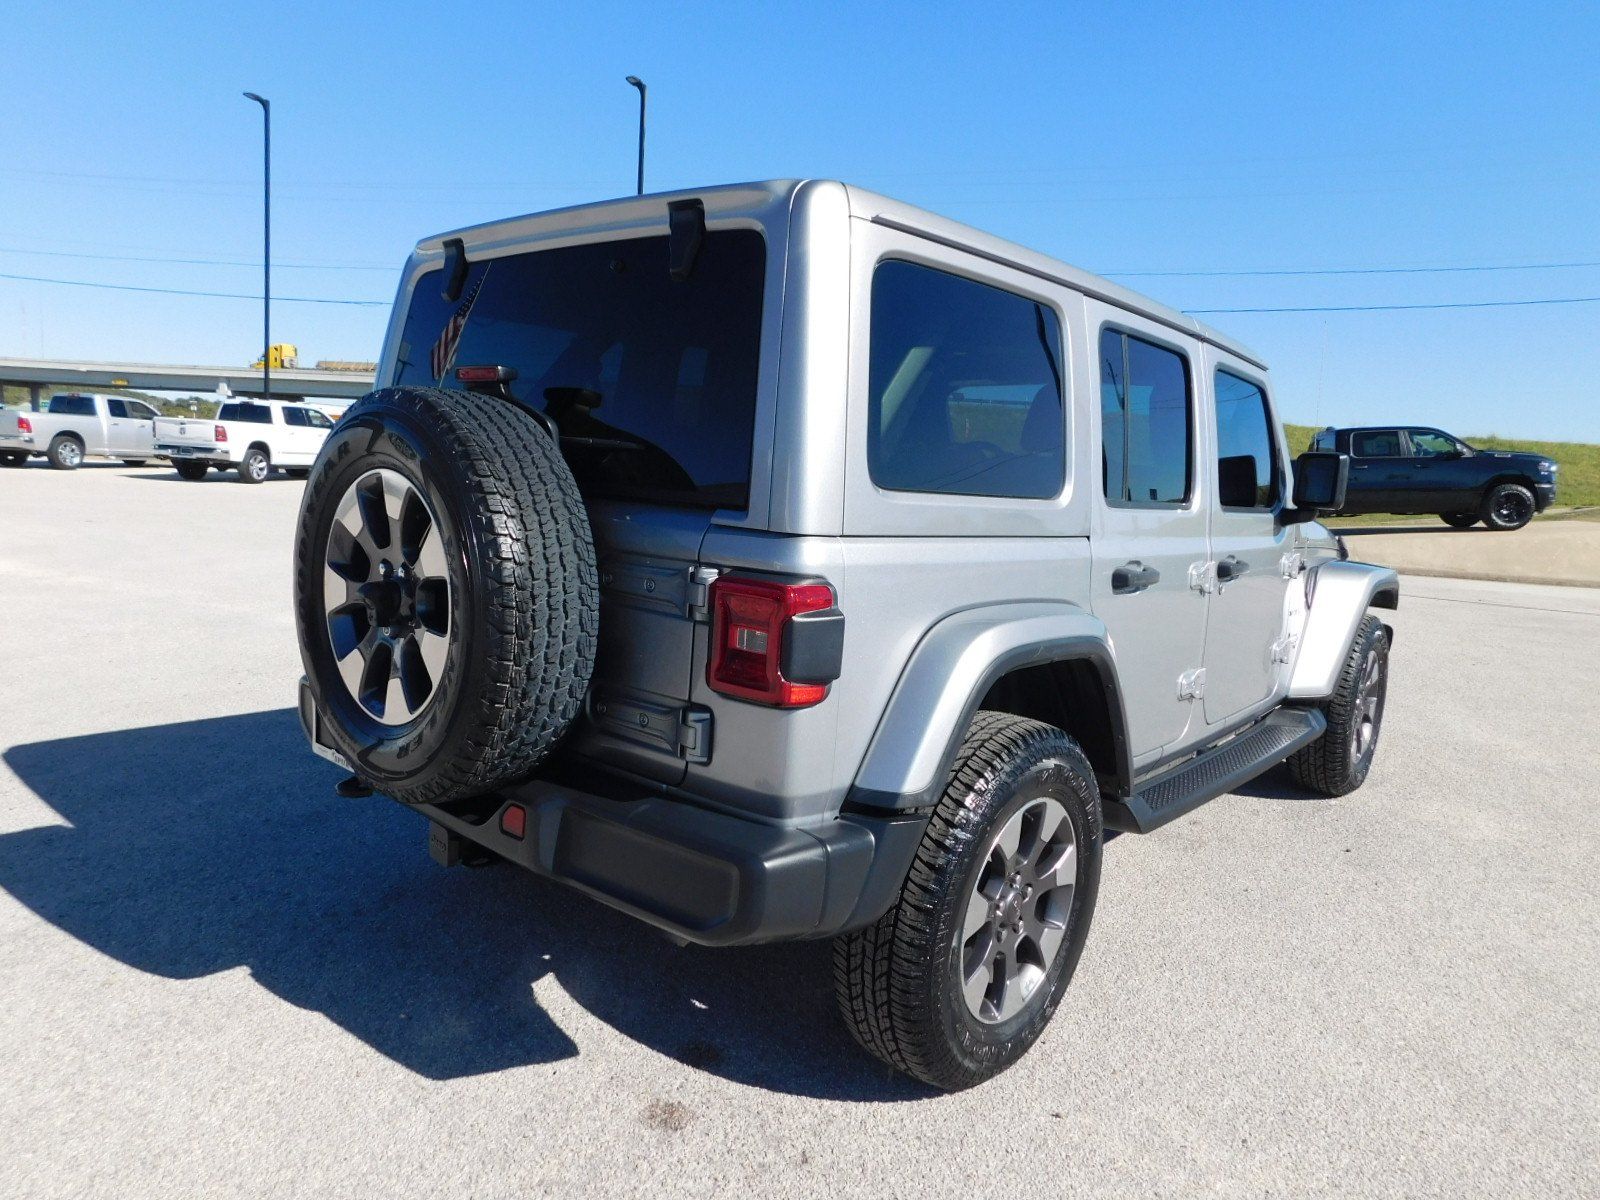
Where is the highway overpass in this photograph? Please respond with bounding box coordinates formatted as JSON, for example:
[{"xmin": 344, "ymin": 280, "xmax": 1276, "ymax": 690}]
[{"xmin": 0, "ymin": 356, "xmax": 376, "ymax": 404}]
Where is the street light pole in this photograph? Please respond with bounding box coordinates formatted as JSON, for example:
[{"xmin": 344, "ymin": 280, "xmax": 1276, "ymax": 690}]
[
  {"xmin": 243, "ymin": 92, "xmax": 271, "ymax": 401},
  {"xmin": 625, "ymin": 76, "xmax": 646, "ymax": 195}
]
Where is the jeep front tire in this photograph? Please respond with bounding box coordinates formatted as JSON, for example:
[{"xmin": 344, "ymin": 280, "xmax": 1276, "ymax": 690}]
[
  {"xmin": 833, "ymin": 712, "xmax": 1102, "ymax": 1090},
  {"xmin": 1286, "ymin": 614, "xmax": 1389, "ymax": 797}
]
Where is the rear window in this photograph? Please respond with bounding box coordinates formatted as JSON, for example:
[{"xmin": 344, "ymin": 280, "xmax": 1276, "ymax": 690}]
[
  {"xmin": 393, "ymin": 230, "xmax": 767, "ymax": 510},
  {"xmin": 218, "ymin": 403, "xmax": 273, "ymax": 425},
  {"xmin": 48, "ymin": 395, "xmax": 97, "ymax": 416}
]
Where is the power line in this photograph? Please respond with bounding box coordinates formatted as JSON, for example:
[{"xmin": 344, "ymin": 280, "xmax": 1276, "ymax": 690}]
[
  {"xmin": 1111, "ymin": 259, "xmax": 1600, "ymax": 278},
  {"xmin": 0, "ymin": 271, "xmax": 388, "ymax": 306},
  {"xmin": 0, "ymin": 245, "xmax": 396, "ymax": 272},
  {"xmin": 1188, "ymin": 295, "xmax": 1600, "ymax": 314}
]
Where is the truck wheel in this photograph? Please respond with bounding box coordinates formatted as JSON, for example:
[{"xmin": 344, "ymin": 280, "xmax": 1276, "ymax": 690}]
[
  {"xmin": 294, "ymin": 386, "xmax": 597, "ymax": 807},
  {"xmin": 238, "ymin": 447, "xmax": 270, "ymax": 483},
  {"xmin": 174, "ymin": 460, "xmax": 210, "ymax": 481},
  {"xmin": 833, "ymin": 712, "xmax": 1102, "ymax": 1090},
  {"xmin": 1286, "ymin": 614, "xmax": 1389, "ymax": 798},
  {"xmin": 1439, "ymin": 512, "xmax": 1478, "ymax": 529},
  {"xmin": 47, "ymin": 436, "xmax": 84, "ymax": 470},
  {"xmin": 1480, "ymin": 482, "xmax": 1535, "ymax": 530},
  {"xmin": 0, "ymin": 451, "xmax": 26, "ymax": 467}
]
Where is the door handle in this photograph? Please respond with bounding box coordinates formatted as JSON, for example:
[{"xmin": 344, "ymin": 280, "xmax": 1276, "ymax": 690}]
[
  {"xmin": 1112, "ymin": 561, "xmax": 1161, "ymax": 594},
  {"xmin": 1216, "ymin": 556, "xmax": 1250, "ymax": 582}
]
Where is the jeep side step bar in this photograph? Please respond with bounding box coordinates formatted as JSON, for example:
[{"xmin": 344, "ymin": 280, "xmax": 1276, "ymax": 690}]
[{"xmin": 1103, "ymin": 707, "xmax": 1327, "ymax": 834}]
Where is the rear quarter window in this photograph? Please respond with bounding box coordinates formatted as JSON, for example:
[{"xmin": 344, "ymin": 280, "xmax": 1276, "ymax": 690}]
[
  {"xmin": 866, "ymin": 259, "xmax": 1066, "ymax": 500},
  {"xmin": 48, "ymin": 395, "xmax": 97, "ymax": 417}
]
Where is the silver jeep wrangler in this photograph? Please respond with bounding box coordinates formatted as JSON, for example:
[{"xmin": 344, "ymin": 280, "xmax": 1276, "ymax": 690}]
[{"xmin": 293, "ymin": 180, "xmax": 1397, "ymax": 1090}]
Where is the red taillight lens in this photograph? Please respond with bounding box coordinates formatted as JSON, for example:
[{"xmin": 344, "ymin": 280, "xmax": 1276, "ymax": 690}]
[
  {"xmin": 17, "ymin": 416, "xmax": 31, "ymax": 434},
  {"xmin": 214, "ymin": 424, "xmax": 227, "ymax": 442},
  {"xmin": 708, "ymin": 577, "xmax": 834, "ymax": 707},
  {"xmin": 499, "ymin": 803, "xmax": 526, "ymax": 840}
]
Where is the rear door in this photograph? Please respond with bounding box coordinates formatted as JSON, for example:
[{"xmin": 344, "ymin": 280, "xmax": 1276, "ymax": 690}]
[
  {"xmin": 103, "ymin": 398, "xmax": 144, "ymax": 455},
  {"xmin": 1346, "ymin": 429, "xmax": 1406, "ymax": 511},
  {"xmin": 1201, "ymin": 362, "xmax": 1292, "ymax": 725},
  {"xmin": 124, "ymin": 400, "xmax": 159, "ymax": 455},
  {"xmin": 1088, "ymin": 306, "xmax": 1210, "ymax": 763},
  {"xmin": 387, "ymin": 225, "xmax": 772, "ymax": 785}
]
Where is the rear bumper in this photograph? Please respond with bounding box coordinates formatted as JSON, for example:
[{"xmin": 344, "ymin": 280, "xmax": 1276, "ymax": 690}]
[
  {"xmin": 0, "ymin": 434, "xmax": 35, "ymax": 451},
  {"xmin": 156, "ymin": 442, "xmax": 229, "ymax": 462},
  {"xmin": 297, "ymin": 679, "xmax": 925, "ymax": 947}
]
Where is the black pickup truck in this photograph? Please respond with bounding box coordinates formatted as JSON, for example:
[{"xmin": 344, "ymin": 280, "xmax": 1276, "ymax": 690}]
[{"xmin": 1310, "ymin": 426, "xmax": 1558, "ymax": 530}]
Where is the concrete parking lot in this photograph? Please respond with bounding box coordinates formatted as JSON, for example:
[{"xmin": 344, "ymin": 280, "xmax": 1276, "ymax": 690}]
[{"xmin": 2, "ymin": 462, "xmax": 1597, "ymax": 1199}]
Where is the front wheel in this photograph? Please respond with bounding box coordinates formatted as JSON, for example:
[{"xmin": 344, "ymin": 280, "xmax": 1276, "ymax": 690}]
[
  {"xmin": 174, "ymin": 460, "xmax": 210, "ymax": 481},
  {"xmin": 833, "ymin": 712, "xmax": 1102, "ymax": 1090},
  {"xmin": 1439, "ymin": 512, "xmax": 1478, "ymax": 529},
  {"xmin": 1480, "ymin": 482, "xmax": 1535, "ymax": 530},
  {"xmin": 1286, "ymin": 614, "xmax": 1389, "ymax": 797},
  {"xmin": 237, "ymin": 447, "xmax": 270, "ymax": 484}
]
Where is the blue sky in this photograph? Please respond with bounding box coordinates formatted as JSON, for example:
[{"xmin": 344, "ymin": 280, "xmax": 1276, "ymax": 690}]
[{"xmin": 4, "ymin": 0, "xmax": 1598, "ymax": 439}]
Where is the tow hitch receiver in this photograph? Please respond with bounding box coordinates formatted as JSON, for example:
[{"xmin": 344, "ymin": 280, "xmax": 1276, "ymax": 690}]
[{"xmin": 428, "ymin": 822, "xmax": 498, "ymax": 869}]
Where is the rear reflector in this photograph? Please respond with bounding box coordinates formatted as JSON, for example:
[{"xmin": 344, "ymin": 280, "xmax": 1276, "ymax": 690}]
[
  {"xmin": 500, "ymin": 804, "xmax": 526, "ymax": 840},
  {"xmin": 707, "ymin": 577, "xmax": 835, "ymax": 707},
  {"xmin": 214, "ymin": 424, "xmax": 228, "ymax": 442},
  {"xmin": 455, "ymin": 364, "xmax": 518, "ymax": 385}
]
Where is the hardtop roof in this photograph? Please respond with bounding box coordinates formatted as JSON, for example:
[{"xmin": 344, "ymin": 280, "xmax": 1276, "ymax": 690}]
[{"xmin": 413, "ymin": 178, "xmax": 1266, "ymax": 370}]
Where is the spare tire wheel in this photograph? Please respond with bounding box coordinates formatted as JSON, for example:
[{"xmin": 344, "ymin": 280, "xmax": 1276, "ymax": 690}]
[{"xmin": 294, "ymin": 386, "xmax": 598, "ymax": 805}]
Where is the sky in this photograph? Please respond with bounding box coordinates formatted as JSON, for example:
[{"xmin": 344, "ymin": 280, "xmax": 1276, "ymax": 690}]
[{"xmin": 3, "ymin": 0, "xmax": 1599, "ymax": 440}]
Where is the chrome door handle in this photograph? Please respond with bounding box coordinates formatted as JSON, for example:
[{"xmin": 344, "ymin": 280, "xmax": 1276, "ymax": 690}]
[
  {"xmin": 1112, "ymin": 561, "xmax": 1161, "ymax": 594},
  {"xmin": 1216, "ymin": 556, "xmax": 1250, "ymax": 582}
]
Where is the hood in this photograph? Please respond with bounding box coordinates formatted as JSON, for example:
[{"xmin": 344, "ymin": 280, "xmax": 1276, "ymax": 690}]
[{"xmin": 1476, "ymin": 449, "xmax": 1552, "ymax": 467}]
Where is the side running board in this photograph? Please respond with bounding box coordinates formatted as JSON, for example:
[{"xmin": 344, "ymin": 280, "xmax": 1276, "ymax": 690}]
[{"xmin": 1103, "ymin": 707, "xmax": 1326, "ymax": 834}]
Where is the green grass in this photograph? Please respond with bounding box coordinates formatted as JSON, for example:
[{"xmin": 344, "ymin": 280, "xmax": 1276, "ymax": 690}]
[{"xmin": 1285, "ymin": 423, "xmax": 1600, "ymax": 508}]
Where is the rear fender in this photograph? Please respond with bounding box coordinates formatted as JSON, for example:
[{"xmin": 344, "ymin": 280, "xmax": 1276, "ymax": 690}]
[
  {"xmin": 847, "ymin": 602, "xmax": 1130, "ymax": 811},
  {"xmin": 1289, "ymin": 561, "xmax": 1399, "ymax": 701}
]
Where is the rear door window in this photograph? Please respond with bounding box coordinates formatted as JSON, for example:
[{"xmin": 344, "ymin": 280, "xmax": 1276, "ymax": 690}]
[
  {"xmin": 1099, "ymin": 329, "xmax": 1192, "ymax": 505},
  {"xmin": 1351, "ymin": 430, "xmax": 1403, "ymax": 457},
  {"xmin": 282, "ymin": 407, "xmax": 308, "ymax": 426},
  {"xmin": 107, "ymin": 399, "xmax": 130, "ymax": 418},
  {"xmin": 866, "ymin": 259, "xmax": 1065, "ymax": 499},
  {"xmin": 393, "ymin": 230, "xmax": 766, "ymax": 510}
]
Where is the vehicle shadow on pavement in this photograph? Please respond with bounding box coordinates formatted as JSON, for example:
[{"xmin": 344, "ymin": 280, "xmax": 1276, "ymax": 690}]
[
  {"xmin": 0, "ymin": 710, "xmax": 929, "ymax": 1101},
  {"xmin": 1336, "ymin": 525, "xmax": 1480, "ymax": 536}
]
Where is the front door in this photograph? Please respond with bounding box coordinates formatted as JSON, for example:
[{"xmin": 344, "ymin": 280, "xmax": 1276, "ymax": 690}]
[
  {"xmin": 1087, "ymin": 305, "xmax": 1210, "ymax": 762},
  {"xmin": 1202, "ymin": 362, "xmax": 1292, "ymax": 724}
]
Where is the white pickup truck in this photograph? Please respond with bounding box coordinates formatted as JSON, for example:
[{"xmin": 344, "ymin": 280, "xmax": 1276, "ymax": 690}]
[
  {"xmin": 0, "ymin": 393, "xmax": 161, "ymax": 469},
  {"xmin": 154, "ymin": 399, "xmax": 335, "ymax": 483}
]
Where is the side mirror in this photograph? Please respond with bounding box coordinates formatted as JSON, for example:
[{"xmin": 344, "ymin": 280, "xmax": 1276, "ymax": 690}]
[{"xmin": 1282, "ymin": 451, "xmax": 1349, "ymax": 522}]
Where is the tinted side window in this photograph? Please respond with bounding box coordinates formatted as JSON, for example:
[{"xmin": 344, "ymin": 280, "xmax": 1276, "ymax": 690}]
[
  {"xmin": 282, "ymin": 407, "xmax": 308, "ymax": 426},
  {"xmin": 1214, "ymin": 371, "xmax": 1279, "ymax": 509},
  {"xmin": 107, "ymin": 399, "xmax": 129, "ymax": 418},
  {"xmin": 49, "ymin": 395, "xmax": 97, "ymax": 417},
  {"xmin": 1351, "ymin": 430, "xmax": 1403, "ymax": 457},
  {"xmin": 1100, "ymin": 329, "xmax": 1191, "ymax": 505},
  {"xmin": 867, "ymin": 260, "xmax": 1065, "ymax": 499},
  {"xmin": 1408, "ymin": 430, "xmax": 1456, "ymax": 457},
  {"xmin": 128, "ymin": 401, "xmax": 157, "ymax": 420},
  {"xmin": 223, "ymin": 403, "xmax": 273, "ymax": 425}
]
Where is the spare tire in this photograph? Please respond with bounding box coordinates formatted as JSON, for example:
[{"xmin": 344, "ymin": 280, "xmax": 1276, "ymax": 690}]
[{"xmin": 294, "ymin": 386, "xmax": 598, "ymax": 805}]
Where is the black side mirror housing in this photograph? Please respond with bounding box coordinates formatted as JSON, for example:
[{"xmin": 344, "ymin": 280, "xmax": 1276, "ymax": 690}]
[{"xmin": 1282, "ymin": 451, "xmax": 1350, "ymax": 523}]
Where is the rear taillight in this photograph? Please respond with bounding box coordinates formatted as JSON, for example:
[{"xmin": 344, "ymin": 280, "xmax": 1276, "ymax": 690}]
[
  {"xmin": 214, "ymin": 424, "xmax": 227, "ymax": 442},
  {"xmin": 707, "ymin": 576, "xmax": 839, "ymax": 707},
  {"xmin": 17, "ymin": 416, "xmax": 31, "ymax": 434}
]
